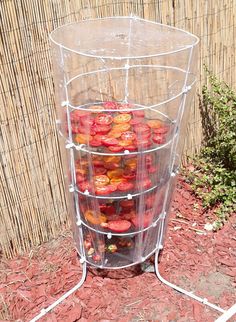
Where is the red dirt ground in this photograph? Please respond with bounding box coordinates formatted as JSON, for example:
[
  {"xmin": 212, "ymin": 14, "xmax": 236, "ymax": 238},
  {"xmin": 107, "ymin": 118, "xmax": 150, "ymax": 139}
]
[{"xmin": 0, "ymin": 176, "xmax": 236, "ymax": 322}]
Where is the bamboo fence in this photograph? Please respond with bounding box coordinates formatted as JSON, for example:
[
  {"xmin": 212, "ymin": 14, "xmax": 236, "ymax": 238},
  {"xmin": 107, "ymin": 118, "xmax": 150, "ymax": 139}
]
[{"xmin": 0, "ymin": 0, "xmax": 236, "ymax": 258}]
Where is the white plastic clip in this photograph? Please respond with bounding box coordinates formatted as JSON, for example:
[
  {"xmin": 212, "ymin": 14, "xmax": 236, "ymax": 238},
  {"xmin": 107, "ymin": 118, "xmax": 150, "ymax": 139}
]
[
  {"xmin": 183, "ymin": 85, "xmax": 192, "ymax": 94},
  {"xmin": 124, "ymin": 150, "xmax": 130, "ymax": 154},
  {"xmin": 158, "ymin": 244, "xmax": 163, "ymax": 250},
  {"xmin": 202, "ymin": 298, "xmax": 208, "ymax": 304},
  {"xmin": 141, "ymin": 256, "xmax": 145, "ymax": 262},
  {"xmin": 69, "ymin": 185, "xmax": 75, "ymax": 193},
  {"xmin": 107, "ymin": 233, "xmax": 112, "ymax": 239},
  {"xmin": 65, "ymin": 143, "xmax": 74, "ymax": 149},
  {"xmin": 76, "ymin": 219, "xmax": 82, "ymax": 226},
  {"xmin": 171, "ymin": 172, "xmax": 176, "ymax": 177},
  {"xmin": 127, "ymin": 194, "xmax": 132, "ymax": 200},
  {"xmin": 153, "ymin": 221, "xmax": 157, "ymax": 227},
  {"xmin": 80, "ymin": 257, "xmax": 86, "ymax": 264},
  {"xmin": 124, "ymin": 63, "xmax": 129, "ymax": 69},
  {"xmin": 84, "ymin": 190, "xmax": 90, "ymax": 196},
  {"xmin": 61, "ymin": 100, "xmax": 69, "ymax": 107}
]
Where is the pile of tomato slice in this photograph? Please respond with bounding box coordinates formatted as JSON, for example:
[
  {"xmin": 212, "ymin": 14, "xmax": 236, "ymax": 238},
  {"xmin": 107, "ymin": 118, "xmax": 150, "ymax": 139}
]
[
  {"xmin": 82, "ymin": 191, "xmax": 158, "ymax": 233},
  {"xmin": 76, "ymin": 153, "xmax": 157, "ymax": 195},
  {"xmin": 69, "ymin": 101, "xmax": 170, "ymax": 152}
]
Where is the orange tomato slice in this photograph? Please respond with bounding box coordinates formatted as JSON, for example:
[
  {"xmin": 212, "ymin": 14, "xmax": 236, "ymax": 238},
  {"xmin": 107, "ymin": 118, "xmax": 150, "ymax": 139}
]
[
  {"xmin": 146, "ymin": 119, "xmax": 163, "ymax": 129},
  {"xmin": 103, "ymin": 156, "xmax": 121, "ymax": 164},
  {"xmin": 74, "ymin": 134, "xmax": 92, "ymax": 144},
  {"xmin": 119, "ymin": 140, "xmax": 133, "ymax": 147},
  {"xmin": 113, "ymin": 114, "xmax": 131, "ymax": 124},
  {"xmin": 107, "ymin": 130, "xmax": 122, "ymax": 138},
  {"xmin": 110, "ymin": 177, "xmax": 127, "ymax": 186},
  {"xmin": 112, "ymin": 123, "xmax": 131, "ymax": 132},
  {"xmin": 107, "ymin": 168, "xmax": 124, "ymax": 179},
  {"xmin": 85, "ymin": 210, "xmax": 107, "ymax": 225},
  {"xmin": 94, "ymin": 175, "xmax": 110, "ymax": 187}
]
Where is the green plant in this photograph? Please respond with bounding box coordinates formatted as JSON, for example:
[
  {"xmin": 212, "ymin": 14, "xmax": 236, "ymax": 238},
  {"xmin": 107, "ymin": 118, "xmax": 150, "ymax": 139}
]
[{"xmin": 185, "ymin": 69, "xmax": 236, "ymax": 230}]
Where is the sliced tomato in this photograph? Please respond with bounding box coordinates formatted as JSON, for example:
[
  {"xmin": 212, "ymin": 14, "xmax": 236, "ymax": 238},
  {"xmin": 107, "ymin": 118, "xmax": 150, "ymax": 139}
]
[
  {"xmin": 89, "ymin": 138, "xmax": 102, "ymax": 147},
  {"xmin": 107, "ymin": 130, "xmax": 122, "ymax": 138},
  {"xmin": 132, "ymin": 110, "xmax": 145, "ymax": 118},
  {"xmin": 96, "ymin": 184, "xmax": 117, "ymax": 195},
  {"xmin": 125, "ymin": 145, "xmax": 138, "ymax": 152},
  {"xmin": 133, "ymin": 123, "xmax": 151, "ymax": 135},
  {"xmin": 137, "ymin": 178, "xmax": 152, "ymax": 189},
  {"xmin": 110, "ymin": 177, "xmax": 127, "ymax": 186},
  {"xmin": 74, "ymin": 134, "xmax": 92, "ymax": 144},
  {"xmin": 119, "ymin": 140, "xmax": 133, "ymax": 147},
  {"xmin": 80, "ymin": 115, "xmax": 94, "ymax": 127},
  {"xmin": 146, "ymin": 119, "xmax": 162, "ymax": 129},
  {"xmin": 93, "ymin": 124, "xmax": 111, "ymax": 134},
  {"xmin": 122, "ymin": 168, "xmax": 136, "ymax": 179},
  {"xmin": 153, "ymin": 125, "xmax": 170, "ymax": 134},
  {"xmin": 131, "ymin": 211, "xmax": 154, "ymax": 228},
  {"xmin": 120, "ymin": 211, "xmax": 136, "ymax": 220},
  {"xmin": 94, "ymin": 167, "xmax": 107, "ymax": 175},
  {"xmin": 79, "ymin": 126, "xmax": 96, "ymax": 136},
  {"xmin": 70, "ymin": 110, "xmax": 91, "ymax": 122},
  {"xmin": 94, "ymin": 175, "xmax": 110, "ymax": 187},
  {"xmin": 104, "ymin": 162, "xmax": 120, "ymax": 170},
  {"xmin": 107, "ymin": 168, "xmax": 124, "ymax": 179},
  {"xmin": 102, "ymin": 101, "xmax": 119, "ymax": 109},
  {"xmin": 108, "ymin": 145, "xmax": 124, "ymax": 152},
  {"xmin": 106, "ymin": 220, "xmax": 131, "ymax": 232},
  {"xmin": 79, "ymin": 181, "xmax": 92, "ymax": 192},
  {"xmin": 76, "ymin": 173, "xmax": 85, "ymax": 183},
  {"xmin": 113, "ymin": 114, "xmax": 132, "ymax": 124},
  {"xmin": 137, "ymin": 139, "xmax": 152, "ymax": 149},
  {"xmin": 112, "ymin": 123, "xmax": 131, "ymax": 132},
  {"xmin": 101, "ymin": 137, "xmax": 119, "ymax": 147},
  {"xmin": 117, "ymin": 181, "xmax": 134, "ymax": 192},
  {"xmin": 85, "ymin": 210, "xmax": 107, "ymax": 225},
  {"xmin": 102, "ymin": 205, "xmax": 116, "ymax": 216},
  {"xmin": 121, "ymin": 131, "xmax": 136, "ymax": 141},
  {"xmin": 152, "ymin": 134, "xmax": 166, "ymax": 144},
  {"xmin": 104, "ymin": 156, "xmax": 121, "ymax": 163},
  {"xmin": 130, "ymin": 118, "xmax": 143, "ymax": 125},
  {"xmin": 95, "ymin": 114, "xmax": 113, "ymax": 125},
  {"xmin": 120, "ymin": 199, "xmax": 135, "ymax": 208},
  {"xmin": 92, "ymin": 160, "xmax": 104, "ymax": 167}
]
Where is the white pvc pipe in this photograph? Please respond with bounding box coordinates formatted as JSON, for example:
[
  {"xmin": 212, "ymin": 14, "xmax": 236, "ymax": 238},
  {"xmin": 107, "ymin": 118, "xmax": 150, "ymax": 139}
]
[
  {"xmin": 215, "ymin": 303, "xmax": 236, "ymax": 322},
  {"xmin": 154, "ymin": 251, "xmax": 225, "ymax": 314},
  {"xmin": 29, "ymin": 262, "xmax": 87, "ymax": 322}
]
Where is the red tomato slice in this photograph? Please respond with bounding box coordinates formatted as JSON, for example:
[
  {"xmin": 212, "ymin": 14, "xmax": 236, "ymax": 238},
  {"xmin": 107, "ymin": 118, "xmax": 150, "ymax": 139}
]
[
  {"xmin": 76, "ymin": 173, "xmax": 85, "ymax": 183},
  {"xmin": 92, "ymin": 160, "xmax": 104, "ymax": 167},
  {"xmin": 79, "ymin": 126, "xmax": 97, "ymax": 136},
  {"xmin": 131, "ymin": 211, "xmax": 154, "ymax": 228},
  {"xmin": 89, "ymin": 138, "xmax": 102, "ymax": 147},
  {"xmin": 121, "ymin": 131, "xmax": 136, "ymax": 141},
  {"xmin": 94, "ymin": 167, "xmax": 107, "ymax": 175},
  {"xmin": 137, "ymin": 139, "xmax": 152, "ymax": 149},
  {"xmin": 117, "ymin": 182, "xmax": 134, "ymax": 191},
  {"xmin": 132, "ymin": 110, "xmax": 145, "ymax": 118},
  {"xmin": 80, "ymin": 115, "xmax": 94, "ymax": 127},
  {"xmin": 96, "ymin": 184, "xmax": 117, "ymax": 195},
  {"xmin": 108, "ymin": 145, "xmax": 124, "ymax": 152},
  {"xmin": 107, "ymin": 220, "xmax": 131, "ymax": 232},
  {"xmin": 133, "ymin": 123, "xmax": 151, "ymax": 135},
  {"xmin": 120, "ymin": 199, "xmax": 135, "ymax": 208},
  {"xmin": 123, "ymin": 168, "xmax": 136, "ymax": 179},
  {"xmin": 130, "ymin": 118, "xmax": 143, "ymax": 125},
  {"xmin": 113, "ymin": 114, "xmax": 132, "ymax": 124},
  {"xmin": 101, "ymin": 137, "xmax": 119, "ymax": 147},
  {"xmin": 93, "ymin": 124, "xmax": 112, "ymax": 134},
  {"xmin": 152, "ymin": 134, "xmax": 166, "ymax": 144},
  {"xmin": 102, "ymin": 205, "xmax": 116, "ymax": 216},
  {"xmin": 79, "ymin": 181, "xmax": 92, "ymax": 192},
  {"xmin": 70, "ymin": 110, "xmax": 91, "ymax": 122},
  {"xmin": 153, "ymin": 125, "xmax": 169, "ymax": 134},
  {"xmin": 95, "ymin": 114, "xmax": 113, "ymax": 125},
  {"xmin": 137, "ymin": 178, "xmax": 152, "ymax": 189},
  {"xmin": 103, "ymin": 101, "xmax": 119, "ymax": 109},
  {"xmin": 125, "ymin": 145, "xmax": 138, "ymax": 152}
]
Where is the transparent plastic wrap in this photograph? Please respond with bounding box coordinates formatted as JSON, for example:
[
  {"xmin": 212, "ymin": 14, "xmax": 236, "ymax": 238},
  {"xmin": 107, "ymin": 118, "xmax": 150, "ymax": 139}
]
[{"xmin": 50, "ymin": 17, "xmax": 198, "ymax": 268}]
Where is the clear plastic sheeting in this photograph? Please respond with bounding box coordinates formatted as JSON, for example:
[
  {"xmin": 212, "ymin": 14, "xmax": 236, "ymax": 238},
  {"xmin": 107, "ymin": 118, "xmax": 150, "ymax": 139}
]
[{"xmin": 50, "ymin": 17, "xmax": 199, "ymax": 269}]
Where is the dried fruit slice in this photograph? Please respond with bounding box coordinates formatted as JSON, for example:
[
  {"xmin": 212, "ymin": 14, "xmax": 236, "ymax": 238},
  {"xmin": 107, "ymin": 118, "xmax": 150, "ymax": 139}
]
[
  {"xmin": 106, "ymin": 220, "xmax": 131, "ymax": 232},
  {"xmin": 113, "ymin": 114, "xmax": 132, "ymax": 124},
  {"xmin": 95, "ymin": 114, "xmax": 113, "ymax": 125},
  {"xmin": 85, "ymin": 210, "xmax": 107, "ymax": 225}
]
